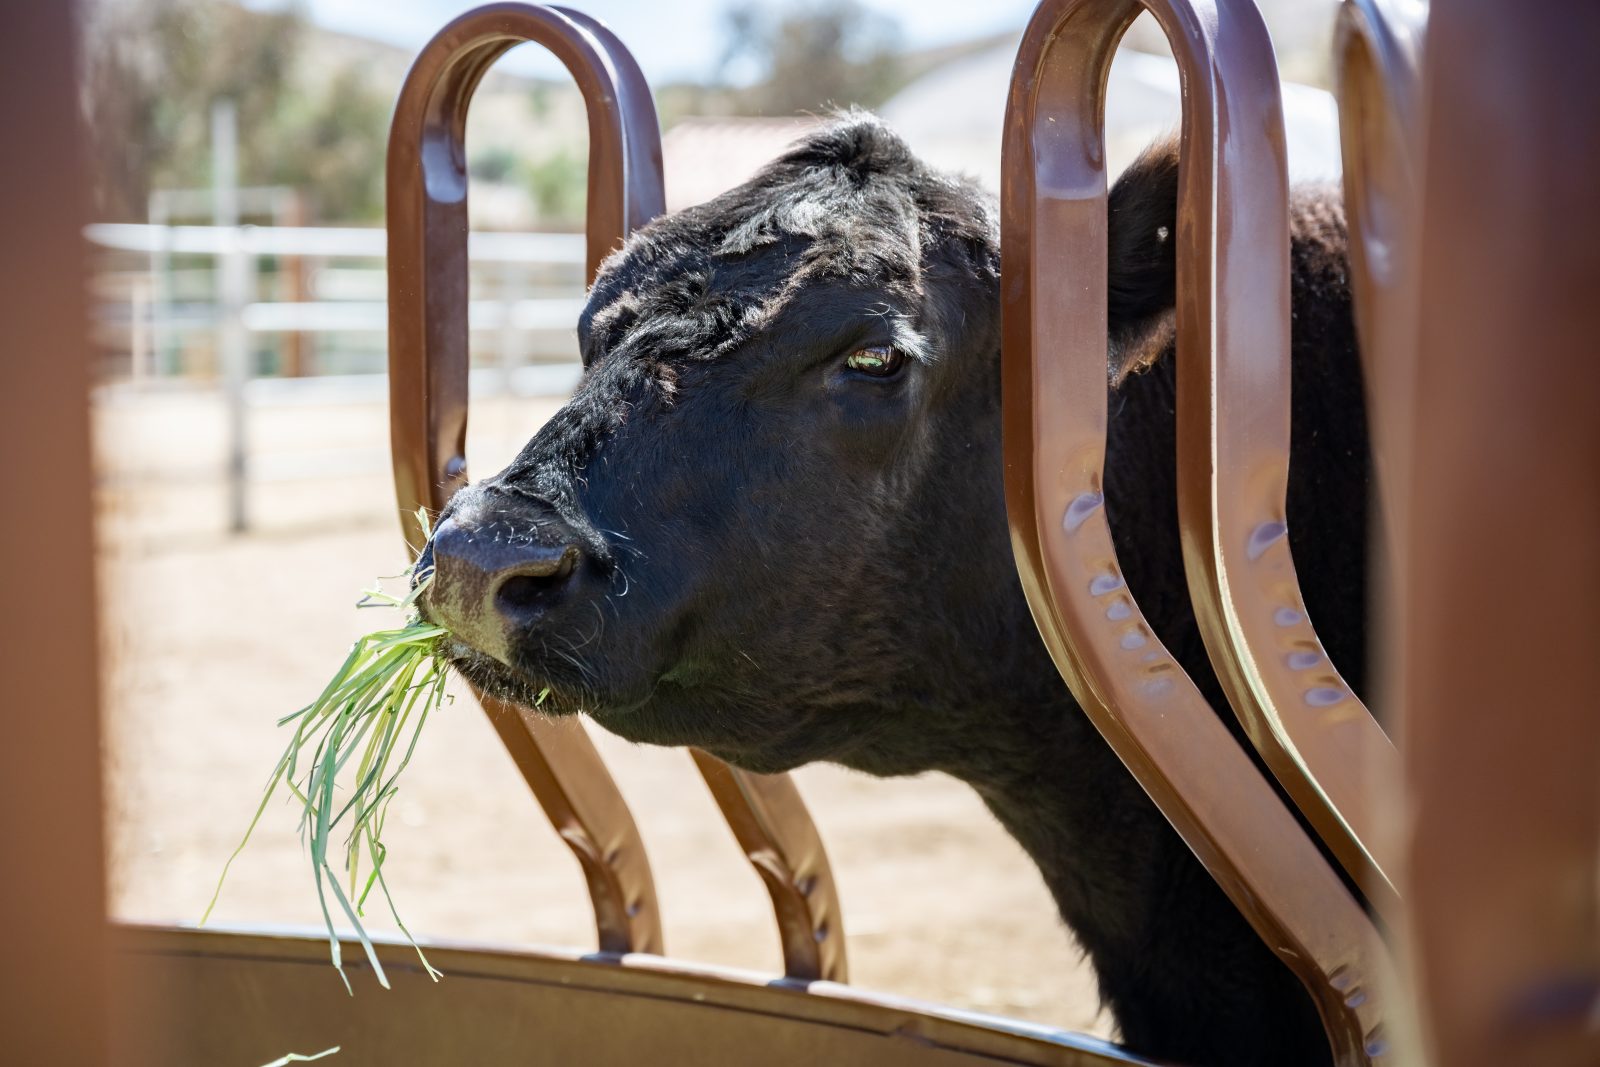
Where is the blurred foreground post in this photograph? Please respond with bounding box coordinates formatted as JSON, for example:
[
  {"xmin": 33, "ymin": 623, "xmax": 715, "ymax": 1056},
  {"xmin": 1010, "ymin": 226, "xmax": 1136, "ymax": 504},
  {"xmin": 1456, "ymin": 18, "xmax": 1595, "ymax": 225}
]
[
  {"xmin": 0, "ymin": 2, "xmax": 110, "ymax": 1063},
  {"xmin": 1395, "ymin": 2, "xmax": 1600, "ymax": 1064}
]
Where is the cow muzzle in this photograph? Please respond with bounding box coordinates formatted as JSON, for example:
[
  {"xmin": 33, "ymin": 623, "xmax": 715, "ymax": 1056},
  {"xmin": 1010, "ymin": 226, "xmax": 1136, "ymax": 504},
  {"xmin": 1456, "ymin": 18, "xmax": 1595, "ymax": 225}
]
[{"xmin": 419, "ymin": 506, "xmax": 586, "ymax": 666}]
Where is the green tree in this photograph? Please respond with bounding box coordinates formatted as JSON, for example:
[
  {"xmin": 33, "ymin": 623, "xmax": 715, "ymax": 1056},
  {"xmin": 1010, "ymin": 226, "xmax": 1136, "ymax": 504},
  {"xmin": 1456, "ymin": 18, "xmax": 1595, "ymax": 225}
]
[
  {"xmin": 717, "ymin": 1, "xmax": 905, "ymax": 116},
  {"xmin": 83, "ymin": 0, "xmax": 391, "ymax": 222},
  {"xmin": 522, "ymin": 150, "xmax": 587, "ymax": 228}
]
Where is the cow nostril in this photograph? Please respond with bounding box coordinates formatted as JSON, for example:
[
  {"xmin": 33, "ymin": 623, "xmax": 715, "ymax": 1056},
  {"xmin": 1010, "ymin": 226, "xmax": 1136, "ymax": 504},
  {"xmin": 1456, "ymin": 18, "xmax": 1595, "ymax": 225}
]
[{"xmin": 492, "ymin": 546, "xmax": 579, "ymax": 621}]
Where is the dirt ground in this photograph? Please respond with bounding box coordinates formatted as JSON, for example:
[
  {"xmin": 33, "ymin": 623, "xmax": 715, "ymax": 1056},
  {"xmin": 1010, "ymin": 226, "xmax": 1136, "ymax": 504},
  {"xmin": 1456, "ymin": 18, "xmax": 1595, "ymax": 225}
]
[{"xmin": 95, "ymin": 385, "xmax": 1112, "ymax": 1039}]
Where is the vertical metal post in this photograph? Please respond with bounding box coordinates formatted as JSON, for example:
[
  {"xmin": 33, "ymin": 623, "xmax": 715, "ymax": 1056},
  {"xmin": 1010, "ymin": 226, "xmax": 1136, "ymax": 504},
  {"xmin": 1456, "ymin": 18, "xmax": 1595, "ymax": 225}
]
[
  {"xmin": 0, "ymin": 2, "xmax": 110, "ymax": 1059},
  {"xmin": 1379, "ymin": 4, "xmax": 1600, "ymax": 1065},
  {"xmin": 211, "ymin": 99, "xmax": 239, "ymax": 233},
  {"xmin": 213, "ymin": 99, "xmax": 250, "ymax": 533}
]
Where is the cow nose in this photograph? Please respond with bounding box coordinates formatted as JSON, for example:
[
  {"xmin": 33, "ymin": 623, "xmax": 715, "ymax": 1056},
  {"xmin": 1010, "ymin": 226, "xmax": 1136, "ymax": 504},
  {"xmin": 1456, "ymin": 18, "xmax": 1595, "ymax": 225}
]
[{"xmin": 422, "ymin": 514, "xmax": 583, "ymax": 665}]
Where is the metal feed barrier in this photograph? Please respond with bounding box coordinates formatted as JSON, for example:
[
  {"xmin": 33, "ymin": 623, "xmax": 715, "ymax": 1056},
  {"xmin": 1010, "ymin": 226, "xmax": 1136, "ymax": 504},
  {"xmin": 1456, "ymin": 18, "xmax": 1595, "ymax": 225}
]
[
  {"xmin": 3, "ymin": 0, "xmax": 1584, "ymax": 1064},
  {"xmin": 1001, "ymin": 1, "xmax": 1395, "ymax": 1060}
]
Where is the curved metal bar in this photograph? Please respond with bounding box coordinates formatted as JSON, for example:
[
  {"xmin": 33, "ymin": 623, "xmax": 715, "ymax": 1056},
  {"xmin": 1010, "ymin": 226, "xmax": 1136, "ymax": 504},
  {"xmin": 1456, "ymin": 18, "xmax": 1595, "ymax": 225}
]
[
  {"xmin": 388, "ymin": 3, "xmax": 848, "ymax": 979},
  {"xmin": 1000, "ymin": 1, "xmax": 1393, "ymax": 1061},
  {"xmin": 1150, "ymin": 0, "xmax": 1401, "ymax": 907},
  {"xmin": 1335, "ymin": 0, "xmax": 1424, "ymax": 351},
  {"xmin": 547, "ymin": 6, "xmax": 667, "ymax": 283},
  {"xmin": 387, "ymin": 1, "xmax": 665, "ymax": 955},
  {"xmin": 388, "ymin": 2, "xmax": 662, "ymax": 552},
  {"xmin": 690, "ymin": 752, "xmax": 848, "ymax": 982},
  {"xmin": 555, "ymin": 4, "xmax": 849, "ymax": 984},
  {"xmin": 1334, "ymin": 0, "xmax": 1426, "ymax": 556}
]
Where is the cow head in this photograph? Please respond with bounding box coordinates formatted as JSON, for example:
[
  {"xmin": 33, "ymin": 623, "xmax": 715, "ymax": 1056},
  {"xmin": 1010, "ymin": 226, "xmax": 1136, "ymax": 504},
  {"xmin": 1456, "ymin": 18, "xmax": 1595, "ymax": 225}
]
[{"xmin": 420, "ymin": 116, "xmax": 1176, "ymax": 777}]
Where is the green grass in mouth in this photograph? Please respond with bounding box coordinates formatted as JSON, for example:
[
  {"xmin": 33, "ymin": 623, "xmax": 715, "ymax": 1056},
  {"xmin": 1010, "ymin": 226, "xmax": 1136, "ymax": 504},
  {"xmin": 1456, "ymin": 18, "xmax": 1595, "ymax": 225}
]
[{"xmin": 203, "ymin": 510, "xmax": 450, "ymax": 992}]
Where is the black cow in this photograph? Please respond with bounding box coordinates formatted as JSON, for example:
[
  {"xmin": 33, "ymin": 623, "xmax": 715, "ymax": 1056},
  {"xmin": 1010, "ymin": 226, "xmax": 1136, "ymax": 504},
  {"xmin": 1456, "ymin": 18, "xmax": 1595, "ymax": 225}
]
[{"xmin": 420, "ymin": 115, "xmax": 1368, "ymax": 1067}]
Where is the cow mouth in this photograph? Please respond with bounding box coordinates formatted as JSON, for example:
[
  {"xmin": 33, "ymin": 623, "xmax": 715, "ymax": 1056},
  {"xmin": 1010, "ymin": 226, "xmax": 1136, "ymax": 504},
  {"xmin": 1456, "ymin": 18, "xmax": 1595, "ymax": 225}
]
[
  {"xmin": 441, "ymin": 635, "xmax": 659, "ymax": 724},
  {"xmin": 443, "ymin": 634, "xmax": 836, "ymax": 775},
  {"xmin": 444, "ymin": 639, "xmax": 583, "ymax": 717},
  {"xmin": 411, "ymin": 583, "xmax": 599, "ymax": 716}
]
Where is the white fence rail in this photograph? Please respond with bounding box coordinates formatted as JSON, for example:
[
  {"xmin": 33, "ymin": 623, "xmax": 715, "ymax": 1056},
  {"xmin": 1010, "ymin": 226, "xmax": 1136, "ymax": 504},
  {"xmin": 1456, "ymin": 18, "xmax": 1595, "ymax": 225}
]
[
  {"xmin": 86, "ymin": 223, "xmax": 589, "ymax": 532},
  {"xmin": 86, "ymin": 222, "xmax": 587, "ymax": 262}
]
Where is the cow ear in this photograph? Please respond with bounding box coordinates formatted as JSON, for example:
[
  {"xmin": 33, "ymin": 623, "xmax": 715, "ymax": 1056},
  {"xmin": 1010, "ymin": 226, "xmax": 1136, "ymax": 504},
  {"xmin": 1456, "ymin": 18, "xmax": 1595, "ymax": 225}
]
[{"xmin": 1107, "ymin": 136, "xmax": 1180, "ymax": 383}]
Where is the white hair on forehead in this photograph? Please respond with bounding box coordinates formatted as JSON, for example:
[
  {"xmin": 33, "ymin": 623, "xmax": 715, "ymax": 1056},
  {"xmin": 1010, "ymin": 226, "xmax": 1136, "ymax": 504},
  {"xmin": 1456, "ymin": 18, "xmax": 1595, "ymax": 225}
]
[{"xmin": 888, "ymin": 315, "xmax": 933, "ymax": 364}]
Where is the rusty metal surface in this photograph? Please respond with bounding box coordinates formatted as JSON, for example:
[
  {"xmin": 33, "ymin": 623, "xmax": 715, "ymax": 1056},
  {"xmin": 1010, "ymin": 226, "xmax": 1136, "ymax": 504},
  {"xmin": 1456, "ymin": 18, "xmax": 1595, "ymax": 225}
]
[
  {"xmin": 387, "ymin": 3, "xmax": 848, "ymax": 978},
  {"xmin": 1376, "ymin": 2, "xmax": 1600, "ymax": 1064},
  {"xmin": 1000, "ymin": 1, "xmax": 1393, "ymax": 1062},
  {"xmin": 110, "ymin": 924, "xmax": 1159, "ymax": 1067},
  {"xmin": 0, "ymin": 3, "xmax": 109, "ymax": 1062},
  {"xmin": 690, "ymin": 751, "xmax": 848, "ymax": 982}
]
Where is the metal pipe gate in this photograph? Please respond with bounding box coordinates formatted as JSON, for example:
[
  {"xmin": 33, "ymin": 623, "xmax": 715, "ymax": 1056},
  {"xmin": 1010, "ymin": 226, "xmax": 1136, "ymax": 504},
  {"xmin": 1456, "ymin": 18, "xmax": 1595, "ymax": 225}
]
[{"xmin": 385, "ymin": 2, "xmax": 849, "ymax": 982}]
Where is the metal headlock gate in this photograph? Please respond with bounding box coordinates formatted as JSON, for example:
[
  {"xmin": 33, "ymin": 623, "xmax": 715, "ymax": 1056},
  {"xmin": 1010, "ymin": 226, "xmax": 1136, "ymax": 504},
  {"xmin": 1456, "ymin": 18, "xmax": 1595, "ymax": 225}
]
[
  {"xmin": 23, "ymin": 0, "xmax": 1586, "ymax": 1065},
  {"xmin": 1002, "ymin": 0, "xmax": 1396, "ymax": 1060}
]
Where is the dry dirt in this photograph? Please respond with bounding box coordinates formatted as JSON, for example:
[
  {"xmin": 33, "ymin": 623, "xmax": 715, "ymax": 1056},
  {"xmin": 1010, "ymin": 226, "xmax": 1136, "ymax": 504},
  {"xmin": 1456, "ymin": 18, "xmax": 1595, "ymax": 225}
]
[{"xmin": 96, "ymin": 386, "xmax": 1112, "ymax": 1039}]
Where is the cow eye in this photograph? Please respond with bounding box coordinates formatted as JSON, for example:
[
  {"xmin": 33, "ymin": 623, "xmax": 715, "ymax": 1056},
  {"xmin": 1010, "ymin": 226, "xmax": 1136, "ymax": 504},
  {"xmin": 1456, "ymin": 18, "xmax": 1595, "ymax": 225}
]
[{"xmin": 844, "ymin": 345, "xmax": 905, "ymax": 377}]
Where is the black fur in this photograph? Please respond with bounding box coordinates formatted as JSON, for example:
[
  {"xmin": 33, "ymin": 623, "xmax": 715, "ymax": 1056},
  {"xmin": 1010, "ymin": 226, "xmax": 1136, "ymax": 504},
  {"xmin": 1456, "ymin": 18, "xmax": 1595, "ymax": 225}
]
[{"xmin": 430, "ymin": 114, "xmax": 1365, "ymax": 1067}]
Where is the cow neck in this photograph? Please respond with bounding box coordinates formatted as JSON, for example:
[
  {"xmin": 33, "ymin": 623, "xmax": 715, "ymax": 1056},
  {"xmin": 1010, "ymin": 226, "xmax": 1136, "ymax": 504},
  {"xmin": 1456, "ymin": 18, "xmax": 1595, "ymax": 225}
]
[{"xmin": 940, "ymin": 694, "xmax": 1180, "ymax": 958}]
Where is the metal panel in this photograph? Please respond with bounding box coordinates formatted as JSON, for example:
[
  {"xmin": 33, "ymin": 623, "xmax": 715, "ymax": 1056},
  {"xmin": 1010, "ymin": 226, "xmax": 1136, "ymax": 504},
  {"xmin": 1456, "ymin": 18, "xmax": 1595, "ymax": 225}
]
[
  {"xmin": 386, "ymin": 3, "xmax": 846, "ymax": 978},
  {"xmin": 999, "ymin": 1, "xmax": 1393, "ymax": 1062},
  {"xmin": 1333, "ymin": 0, "xmax": 1426, "ymax": 933},
  {"xmin": 109, "ymin": 924, "xmax": 1156, "ymax": 1067}
]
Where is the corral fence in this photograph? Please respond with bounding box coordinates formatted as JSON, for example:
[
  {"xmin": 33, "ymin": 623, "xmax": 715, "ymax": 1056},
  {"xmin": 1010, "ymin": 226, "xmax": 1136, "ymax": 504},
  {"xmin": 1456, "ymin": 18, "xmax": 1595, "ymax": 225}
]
[{"xmin": 86, "ymin": 221, "xmax": 587, "ymax": 532}]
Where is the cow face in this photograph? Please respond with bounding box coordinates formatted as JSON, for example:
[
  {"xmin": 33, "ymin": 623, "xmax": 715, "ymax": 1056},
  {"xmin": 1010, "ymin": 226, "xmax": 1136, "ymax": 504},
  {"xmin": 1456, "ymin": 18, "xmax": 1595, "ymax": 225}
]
[{"xmin": 420, "ymin": 117, "xmax": 1021, "ymax": 774}]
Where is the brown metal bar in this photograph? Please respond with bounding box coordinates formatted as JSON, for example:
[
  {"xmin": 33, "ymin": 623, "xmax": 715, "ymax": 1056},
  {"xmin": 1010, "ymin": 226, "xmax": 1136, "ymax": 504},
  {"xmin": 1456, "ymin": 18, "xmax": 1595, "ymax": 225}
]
[
  {"xmin": 1334, "ymin": 0, "xmax": 1423, "ymax": 371},
  {"xmin": 1379, "ymin": 3, "xmax": 1600, "ymax": 1064},
  {"xmin": 388, "ymin": 3, "xmax": 848, "ymax": 979},
  {"xmin": 552, "ymin": 5, "xmax": 848, "ymax": 982},
  {"xmin": 1000, "ymin": 1, "xmax": 1393, "ymax": 1062},
  {"xmin": 1332, "ymin": 1, "xmax": 1426, "ymax": 932},
  {"xmin": 690, "ymin": 752, "xmax": 848, "ymax": 982},
  {"xmin": 0, "ymin": 3, "xmax": 109, "ymax": 1062},
  {"xmin": 387, "ymin": 1, "xmax": 665, "ymax": 955},
  {"xmin": 1334, "ymin": 0, "xmax": 1425, "ymax": 560},
  {"xmin": 1150, "ymin": 0, "xmax": 1401, "ymax": 908},
  {"xmin": 388, "ymin": 2, "xmax": 663, "ymax": 553}
]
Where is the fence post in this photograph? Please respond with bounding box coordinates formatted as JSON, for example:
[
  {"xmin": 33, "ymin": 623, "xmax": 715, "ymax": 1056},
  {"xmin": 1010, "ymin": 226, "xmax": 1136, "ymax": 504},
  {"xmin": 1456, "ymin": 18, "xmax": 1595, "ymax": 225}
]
[
  {"xmin": 212, "ymin": 99, "xmax": 250, "ymax": 533},
  {"xmin": 218, "ymin": 233, "xmax": 252, "ymax": 534}
]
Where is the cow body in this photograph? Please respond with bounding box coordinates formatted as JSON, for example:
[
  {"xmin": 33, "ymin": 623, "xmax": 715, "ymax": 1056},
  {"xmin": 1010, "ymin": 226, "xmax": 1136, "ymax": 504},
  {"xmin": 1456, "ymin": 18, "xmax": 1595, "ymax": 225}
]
[{"xmin": 421, "ymin": 117, "xmax": 1365, "ymax": 1067}]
